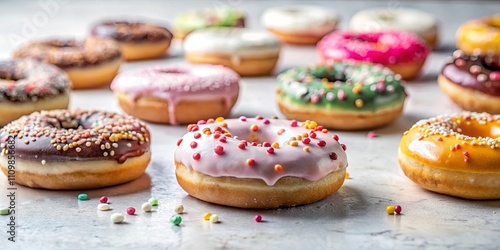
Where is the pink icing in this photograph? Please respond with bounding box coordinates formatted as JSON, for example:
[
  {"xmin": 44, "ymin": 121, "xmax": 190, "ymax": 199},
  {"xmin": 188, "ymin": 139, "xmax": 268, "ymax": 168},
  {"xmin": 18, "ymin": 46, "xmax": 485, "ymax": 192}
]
[
  {"xmin": 174, "ymin": 117, "xmax": 348, "ymax": 185},
  {"xmin": 110, "ymin": 64, "xmax": 240, "ymax": 124},
  {"xmin": 317, "ymin": 31, "xmax": 429, "ymax": 65}
]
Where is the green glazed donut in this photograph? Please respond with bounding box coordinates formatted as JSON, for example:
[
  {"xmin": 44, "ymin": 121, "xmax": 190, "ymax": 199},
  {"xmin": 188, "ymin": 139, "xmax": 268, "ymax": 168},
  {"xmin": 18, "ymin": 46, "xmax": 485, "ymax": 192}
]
[
  {"xmin": 276, "ymin": 61, "xmax": 406, "ymax": 130},
  {"xmin": 174, "ymin": 7, "xmax": 245, "ymax": 39}
]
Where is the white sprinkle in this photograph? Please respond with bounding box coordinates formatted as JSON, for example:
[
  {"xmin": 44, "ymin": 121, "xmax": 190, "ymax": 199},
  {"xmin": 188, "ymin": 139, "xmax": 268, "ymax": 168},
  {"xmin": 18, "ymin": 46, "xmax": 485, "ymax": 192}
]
[
  {"xmin": 141, "ymin": 202, "xmax": 152, "ymax": 212},
  {"xmin": 41, "ymin": 160, "xmax": 46, "ymax": 165},
  {"xmin": 110, "ymin": 213, "xmax": 124, "ymax": 223},
  {"xmin": 97, "ymin": 203, "xmax": 110, "ymax": 211},
  {"xmin": 173, "ymin": 204, "xmax": 184, "ymax": 214},
  {"xmin": 209, "ymin": 214, "xmax": 219, "ymax": 223}
]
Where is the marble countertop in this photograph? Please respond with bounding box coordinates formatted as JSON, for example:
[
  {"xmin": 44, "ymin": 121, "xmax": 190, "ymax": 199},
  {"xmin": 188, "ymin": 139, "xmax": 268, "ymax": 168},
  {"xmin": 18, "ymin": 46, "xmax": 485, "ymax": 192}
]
[{"xmin": 1, "ymin": 0, "xmax": 500, "ymax": 249}]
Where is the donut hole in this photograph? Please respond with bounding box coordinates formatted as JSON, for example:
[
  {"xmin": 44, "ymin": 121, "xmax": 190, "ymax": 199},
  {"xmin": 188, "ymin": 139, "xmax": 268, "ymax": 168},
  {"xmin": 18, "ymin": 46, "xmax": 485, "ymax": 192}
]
[
  {"xmin": 458, "ymin": 121, "xmax": 500, "ymax": 139},
  {"xmin": 155, "ymin": 68, "xmax": 187, "ymax": 75}
]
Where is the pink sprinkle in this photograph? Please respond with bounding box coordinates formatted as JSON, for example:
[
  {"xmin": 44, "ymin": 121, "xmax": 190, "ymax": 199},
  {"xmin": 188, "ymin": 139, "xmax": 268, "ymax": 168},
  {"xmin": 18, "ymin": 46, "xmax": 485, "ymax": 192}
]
[
  {"xmin": 490, "ymin": 71, "xmax": 500, "ymax": 81},
  {"xmin": 214, "ymin": 145, "xmax": 224, "ymax": 155},
  {"xmin": 338, "ymin": 89, "xmax": 347, "ymax": 100},
  {"xmin": 197, "ymin": 120, "xmax": 207, "ymax": 125},
  {"xmin": 194, "ymin": 133, "xmax": 201, "ymax": 139},
  {"xmin": 302, "ymin": 137, "xmax": 311, "ymax": 144},
  {"xmin": 311, "ymin": 94, "xmax": 320, "ymax": 103},
  {"xmin": 464, "ymin": 156, "xmax": 469, "ymax": 163},
  {"xmin": 463, "ymin": 151, "xmax": 469, "ymax": 156},
  {"xmin": 126, "ymin": 207, "xmax": 136, "ymax": 215},
  {"xmin": 254, "ymin": 214, "xmax": 262, "ymax": 222},
  {"xmin": 256, "ymin": 115, "xmax": 264, "ymax": 120},
  {"xmin": 278, "ymin": 128, "xmax": 285, "ymax": 135},
  {"xmin": 99, "ymin": 196, "xmax": 108, "ymax": 204},
  {"xmin": 454, "ymin": 144, "xmax": 461, "ymax": 150},
  {"xmin": 239, "ymin": 116, "xmax": 247, "ymax": 122},
  {"xmin": 267, "ymin": 147, "xmax": 274, "ymax": 154},
  {"xmin": 367, "ymin": 131, "xmax": 377, "ymax": 138},
  {"xmin": 290, "ymin": 120, "xmax": 298, "ymax": 127},
  {"xmin": 177, "ymin": 139, "xmax": 183, "ymax": 146},
  {"xmin": 263, "ymin": 119, "xmax": 270, "ymax": 125}
]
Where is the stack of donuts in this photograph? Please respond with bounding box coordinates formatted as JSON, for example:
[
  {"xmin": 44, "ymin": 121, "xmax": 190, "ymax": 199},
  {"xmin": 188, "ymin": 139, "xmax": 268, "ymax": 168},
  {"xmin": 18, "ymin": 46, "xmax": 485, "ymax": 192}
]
[{"xmin": 0, "ymin": 3, "xmax": 498, "ymax": 207}]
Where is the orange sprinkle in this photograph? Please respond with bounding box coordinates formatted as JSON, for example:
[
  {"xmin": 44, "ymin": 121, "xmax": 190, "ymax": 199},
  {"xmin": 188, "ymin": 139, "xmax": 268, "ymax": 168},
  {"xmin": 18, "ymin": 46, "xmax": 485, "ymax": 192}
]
[
  {"xmin": 345, "ymin": 172, "xmax": 350, "ymax": 179},
  {"xmin": 246, "ymin": 158, "xmax": 256, "ymax": 167},
  {"xmin": 322, "ymin": 129, "xmax": 328, "ymax": 133},
  {"xmin": 296, "ymin": 135, "xmax": 302, "ymax": 140},
  {"xmin": 352, "ymin": 86, "xmax": 361, "ymax": 94},
  {"xmin": 202, "ymin": 128, "xmax": 211, "ymax": 135},
  {"xmin": 221, "ymin": 123, "xmax": 228, "ymax": 128},
  {"xmin": 274, "ymin": 164, "xmax": 283, "ymax": 172},
  {"xmin": 325, "ymin": 83, "xmax": 333, "ymax": 89},
  {"xmin": 250, "ymin": 124, "xmax": 259, "ymax": 131},
  {"xmin": 302, "ymin": 133, "xmax": 309, "ymax": 138},
  {"xmin": 207, "ymin": 118, "xmax": 215, "ymax": 123},
  {"xmin": 355, "ymin": 99, "xmax": 364, "ymax": 108}
]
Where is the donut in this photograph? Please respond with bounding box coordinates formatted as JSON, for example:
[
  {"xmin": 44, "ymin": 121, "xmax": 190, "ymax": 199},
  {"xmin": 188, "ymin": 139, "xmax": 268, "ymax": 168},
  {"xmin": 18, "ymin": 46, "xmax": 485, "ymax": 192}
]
[
  {"xmin": 0, "ymin": 60, "xmax": 71, "ymax": 126},
  {"xmin": 110, "ymin": 64, "xmax": 240, "ymax": 124},
  {"xmin": 438, "ymin": 50, "xmax": 500, "ymax": 114},
  {"xmin": 0, "ymin": 109, "xmax": 151, "ymax": 190},
  {"xmin": 276, "ymin": 62, "xmax": 406, "ymax": 130},
  {"xmin": 261, "ymin": 5, "xmax": 339, "ymax": 45},
  {"xmin": 174, "ymin": 116, "xmax": 348, "ymax": 208},
  {"xmin": 317, "ymin": 31, "xmax": 430, "ymax": 80},
  {"xmin": 349, "ymin": 7, "xmax": 439, "ymax": 48},
  {"xmin": 12, "ymin": 38, "xmax": 122, "ymax": 89},
  {"xmin": 173, "ymin": 7, "xmax": 245, "ymax": 40},
  {"xmin": 183, "ymin": 28, "xmax": 281, "ymax": 76},
  {"xmin": 398, "ymin": 112, "xmax": 500, "ymax": 199},
  {"xmin": 456, "ymin": 15, "xmax": 500, "ymax": 56},
  {"xmin": 90, "ymin": 20, "xmax": 173, "ymax": 61}
]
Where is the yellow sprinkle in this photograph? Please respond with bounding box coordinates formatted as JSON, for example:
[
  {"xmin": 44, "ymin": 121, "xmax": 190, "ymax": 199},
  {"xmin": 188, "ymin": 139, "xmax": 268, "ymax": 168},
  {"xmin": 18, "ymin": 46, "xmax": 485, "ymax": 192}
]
[
  {"xmin": 289, "ymin": 136, "xmax": 296, "ymax": 141},
  {"xmin": 289, "ymin": 141, "xmax": 298, "ymax": 147},
  {"xmin": 325, "ymin": 83, "xmax": 333, "ymax": 89},
  {"xmin": 355, "ymin": 99, "xmax": 364, "ymax": 108},
  {"xmin": 386, "ymin": 206, "xmax": 395, "ymax": 215},
  {"xmin": 274, "ymin": 164, "xmax": 283, "ymax": 172},
  {"xmin": 303, "ymin": 146, "xmax": 310, "ymax": 152},
  {"xmin": 345, "ymin": 172, "xmax": 350, "ymax": 179},
  {"xmin": 302, "ymin": 133, "xmax": 309, "ymax": 138},
  {"xmin": 271, "ymin": 142, "xmax": 280, "ymax": 148},
  {"xmin": 215, "ymin": 117, "xmax": 224, "ymax": 122},
  {"xmin": 296, "ymin": 135, "xmax": 302, "ymax": 140},
  {"xmin": 203, "ymin": 212, "xmax": 212, "ymax": 220},
  {"xmin": 352, "ymin": 85, "xmax": 361, "ymax": 94}
]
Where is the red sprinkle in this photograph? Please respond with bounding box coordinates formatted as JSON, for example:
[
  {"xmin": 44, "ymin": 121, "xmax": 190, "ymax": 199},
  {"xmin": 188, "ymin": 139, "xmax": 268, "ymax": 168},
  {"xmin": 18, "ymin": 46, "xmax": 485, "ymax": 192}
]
[
  {"xmin": 329, "ymin": 152, "xmax": 338, "ymax": 160},
  {"xmin": 126, "ymin": 207, "xmax": 136, "ymax": 215},
  {"xmin": 394, "ymin": 205, "xmax": 402, "ymax": 214},
  {"xmin": 214, "ymin": 132, "xmax": 222, "ymax": 139},
  {"xmin": 177, "ymin": 138, "xmax": 183, "ymax": 146},
  {"xmin": 454, "ymin": 144, "xmax": 461, "ymax": 150},
  {"xmin": 214, "ymin": 145, "xmax": 224, "ymax": 155},
  {"xmin": 189, "ymin": 125, "xmax": 199, "ymax": 132},
  {"xmin": 193, "ymin": 153, "xmax": 201, "ymax": 160},
  {"xmin": 316, "ymin": 126, "xmax": 324, "ymax": 131},
  {"xmin": 238, "ymin": 142, "xmax": 246, "ymax": 149},
  {"xmin": 219, "ymin": 136, "xmax": 227, "ymax": 143},
  {"xmin": 263, "ymin": 119, "xmax": 270, "ymax": 124},
  {"xmin": 463, "ymin": 151, "xmax": 469, "ymax": 156},
  {"xmin": 251, "ymin": 142, "xmax": 258, "ymax": 146},
  {"xmin": 251, "ymin": 124, "xmax": 259, "ymax": 132},
  {"xmin": 317, "ymin": 140, "xmax": 326, "ymax": 147},
  {"xmin": 267, "ymin": 147, "xmax": 274, "ymax": 154},
  {"xmin": 256, "ymin": 115, "xmax": 264, "ymax": 120},
  {"xmin": 302, "ymin": 137, "xmax": 311, "ymax": 144},
  {"xmin": 190, "ymin": 141, "xmax": 198, "ymax": 148},
  {"xmin": 341, "ymin": 144, "xmax": 347, "ymax": 151},
  {"xmin": 310, "ymin": 132, "xmax": 317, "ymax": 139},
  {"xmin": 332, "ymin": 134, "xmax": 339, "ymax": 141},
  {"xmin": 263, "ymin": 142, "xmax": 271, "ymax": 147},
  {"xmin": 246, "ymin": 158, "xmax": 256, "ymax": 167},
  {"xmin": 254, "ymin": 214, "xmax": 262, "ymax": 222},
  {"xmin": 214, "ymin": 127, "xmax": 223, "ymax": 133},
  {"xmin": 99, "ymin": 196, "xmax": 108, "ymax": 204},
  {"xmin": 194, "ymin": 133, "xmax": 201, "ymax": 139},
  {"xmin": 290, "ymin": 120, "xmax": 298, "ymax": 127}
]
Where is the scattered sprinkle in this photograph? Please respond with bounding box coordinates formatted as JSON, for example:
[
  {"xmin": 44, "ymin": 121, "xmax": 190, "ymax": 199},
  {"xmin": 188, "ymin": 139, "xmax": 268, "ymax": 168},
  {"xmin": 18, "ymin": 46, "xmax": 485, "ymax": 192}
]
[
  {"xmin": 126, "ymin": 207, "xmax": 136, "ymax": 215},
  {"xmin": 386, "ymin": 206, "xmax": 395, "ymax": 215},
  {"xmin": 78, "ymin": 193, "xmax": 88, "ymax": 201},
  {"xmin": 110, "ymin": 213, "xmax": 124, "ymax": 223},
  {"xmin": 142, "ymin": 202, "xmax": 152, "ymax": 212},
  {"xmin": 254, "ymin": 214, "xmax": 263, "ymax": 222},
  {"xmin": 148, "ymin": 198, "xmax": 158, "ymax": 206},
  {"xmin": 209, "ymin": 214, "xmax": 219, "ymax": 223},
  {"xmin": 174, "ymin": 204, "xmax": 184, "ymax": 214},
  {"xmin": 100, "ymin": 196, "xmax": 108, "ymax": 204},
  {"xmin": 394, "ymin": 205, "xmax": 402, "ymax": 214},
  {"xmin": 367, "ymin": 131, "xmax": 377, "ymax": 138},
  {"xmin": 203, "ymin": 212, "xmax": 212, "ymax": 220},
  {"xmin": 345, "ymin": 172, "xmax": 350, "ymax": 179},
  {"xmin": 274, "ymin": 164, "xmax": 283, "ymax": 172},
  {"xmin": 170, "ymin": 215, "xmax": 182, "ymax": 225},
  {"xmin": 97, "ymin": 203, "xmax": 111, "ymax": 211}
]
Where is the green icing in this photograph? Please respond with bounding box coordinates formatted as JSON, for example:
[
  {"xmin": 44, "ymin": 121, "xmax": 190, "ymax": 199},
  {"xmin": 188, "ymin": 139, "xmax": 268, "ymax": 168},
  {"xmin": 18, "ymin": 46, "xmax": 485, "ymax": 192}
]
[
  {"xmin": 174, "ymin": 7, "xmax": 243, "ymax": 32},
  {"xmin": 276, "ymin": 62, "xmax": 406, "ymax": 112}
]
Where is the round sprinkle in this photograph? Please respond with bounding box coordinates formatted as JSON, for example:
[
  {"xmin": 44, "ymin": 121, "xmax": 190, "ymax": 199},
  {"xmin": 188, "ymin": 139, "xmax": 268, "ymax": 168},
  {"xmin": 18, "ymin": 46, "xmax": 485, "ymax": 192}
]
[
  {"xmin": 215, "ymin": 117, "xmax": 225, "ymax": 122},
  {"xmin": 303, "ymin": 146, "xmax": 310, "ymax": 152},
  {"xmin": 332, "ymin": 134, "xmax": 339, "ymax": 141},
  {"xmin": 97, "ymin": 203, "xmax": 111, "ymax": 211},
  {"xmin": 394, "ymin": 205, "xmax": 402, "ymax": 214},
  {"xmin": 345, "ymin": 172, "xmax": 350, "ymax": 179},
  {"xmin": 239, "ymin": 116, "xmax": 247, "ymax": 122},
  {"xmin": 302, "ymin": 137, "xmax": 311, "ymax": 144},
  {"xmin": 193, "ymin": 153, "xmax": 201, "ymax": 160},
  {"xmin": 238, "ymin": 142, "xmax": 246, "ymax": 149},
  {"xmin": 142, "ymin": 202, "xmax": 153, "ymax": 212},
  {"xmin": 0, "ymin": 207, "xmax": 9, "ymax": 215},
  {"xmin": 148, "ymin": 198, "xmax": 159, "ymax": 206},
  {"xmin": 386, "ymin": 206, "xmax": 395, "ymax": 215},
  {"xmin": 271, "ymin": 142, "xmax": 280, "ymax": 148},
  {"xmin": 78, "ymin": 193, "xmax": 88, "ymax": 200},
  {"xmin": 209, "ymin": 214, "xmax": 219, "ymax": 223},
  {"xmin": 317, "ymin": 140, "xmax": 326, "ymax": 147},
  {"xmin": 173, "ymin": 204, "xmax": 184, "ymax": 214},
  {"xmin": 367, "ymin": 131, "xmax": 377, "ymax": 138},
  {"xmin": 214, "ymin": 145, "xmax": 224, "ymax": 155},
  {"xmin": 329, "ymin": 152, "xmax": 338, "ymax": 160},
  {"xmin": 246, "ymin": 158, "xmax": 256, "ymax": 167},
  {"xmin": 341, "ymin": 144, "xmax": 347, "ymax": 151},
  {"xmin": 203, "ymin": 212, "xmax": 212, "ymax": 220},
  {"xmin": 274, "ymin": 164, "xmax": 283, "ymax": 172},
  {"xmin": 219, "ymin": 136, "xmax": 227, "ymax": 143},
  {"xmin": 126, "ymin": 207, "xmax": 136, "ymax": 215},
  {"xmin": 267, "ymin": 147, "xmax": 274, "ymax": 154},
  {"xmin": 290, "ymin": 120, "xmax": 298, "ymax": 127},
  {"xmin": 310, "ymin": 132, "xmax": 317, "ymax": 139},
  {"xmin": 250, "ymin": 124, "xmax": 259, "ymax": 132},
  {"xmin": 170, "ymin": 215, "xmax": 182, "ymax": 225},
  {"xmin": 355, "ymin": 99, "xmax": 364, "ymax": 108},
  {"xmin": 254, "ymin": 214, "xmax": 262, "ymax": 222},
  {"xmin": 190, "ymin": 141, "xmax": 198, "ymax": 148},
  {"xmin": 194, "ymin": 133, "xmax": 201, "ymax": 139},
  {"xmin": 100, "ymin": 196, "xmax": 108, "ymax": 204},
  {"xmin": 110, "ymin": 213, "xmax": 124, "ymax": 223}
]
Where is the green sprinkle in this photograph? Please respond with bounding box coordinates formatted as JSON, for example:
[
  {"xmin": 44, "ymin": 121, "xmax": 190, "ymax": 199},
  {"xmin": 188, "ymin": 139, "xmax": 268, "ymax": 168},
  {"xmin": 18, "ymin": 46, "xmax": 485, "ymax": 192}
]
[
  {"xmin": 0, "ymin": 207, "xmax": 9, "ymax": 215},
  {"xmin": 170, "ymin": 215, "xmax": 182, "ymax": 225},
  {"xmin": 78, "ymin": 193, "xmax": 88, "ymax": 200},
  {"xmin": 148, "ymin": 198, "xmax": 158, "ymax": 206}
]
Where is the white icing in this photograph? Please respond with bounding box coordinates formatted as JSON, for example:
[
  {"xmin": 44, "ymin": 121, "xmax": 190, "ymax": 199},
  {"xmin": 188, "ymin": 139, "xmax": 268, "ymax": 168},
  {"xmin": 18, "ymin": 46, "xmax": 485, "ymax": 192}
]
[
  {"xmin": 183, "ymin": 27, "xmax": 282, "ymax": 59},
  {"xmin": 261, "ymin": 5, "xmax": 339, "ymax": 34},
  {"xmin": 348, "ymin": 8, "xmax": 438, "ymax": 37}
]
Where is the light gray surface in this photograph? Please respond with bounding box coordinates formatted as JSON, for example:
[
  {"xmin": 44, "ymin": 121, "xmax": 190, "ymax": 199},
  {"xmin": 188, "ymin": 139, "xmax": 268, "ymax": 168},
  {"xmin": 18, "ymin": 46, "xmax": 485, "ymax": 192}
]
[{"xmin": 1, "ymin": 0, "xmax": 500, "ymax": 249}]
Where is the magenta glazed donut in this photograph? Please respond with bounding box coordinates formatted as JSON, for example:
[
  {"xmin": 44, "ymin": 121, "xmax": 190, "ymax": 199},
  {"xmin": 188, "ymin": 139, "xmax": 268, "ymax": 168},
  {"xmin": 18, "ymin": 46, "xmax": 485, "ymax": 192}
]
[
  {"xmin": 110, "ymin": 64, "xmax": 240, "ymax": 124},
  {"xmin": 317, "ymin": 31, "xmax": 429, "ymax": 79}
]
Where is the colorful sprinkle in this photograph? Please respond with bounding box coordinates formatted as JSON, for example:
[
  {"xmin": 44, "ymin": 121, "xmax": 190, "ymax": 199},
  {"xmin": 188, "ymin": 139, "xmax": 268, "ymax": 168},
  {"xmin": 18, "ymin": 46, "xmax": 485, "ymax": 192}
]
[
  {"xmin": 110, "ymin": 213, "xmax": 124, "ymax": 223},
  {"xmin": 394, "ymin": 205, "xmax": 402, "ymax": 214},
  {"xmin": 329, "ymin": 152, "xmax": 338, "ymax": 160},
  {"xmin": 78, "ymin": 193, "xmax": 88, "ymax": 200},
  {"xmin": 303, "ymin": 146, "xmax": 310, "ymax": 152},
  {"xmin": 209, "ymin": 214, "xmax": 219, "ymax": 223},
  {"xmin": 238, "ymin": 142, "xmax": 246, "ymax": 149},
  {"xmin": 341, "ymin": 144, "xmax": 347, "ymax": 151},
  {"xmin": 148, "ymin": 198, "xmax": 159, "ymax": 206},
  {"xmin": 332, "ymin": 134, "xmax": 339, "ymax": 141},
  {"xmin": 302, "ymin": 137, "xmax": 311, "ymax": 144},
  {"xmin": 214, "ymin": 145, "xmax": 224, "ymax": 155},
  {"xmin": 355, "ymin": 99, "xmax": 364, "ymax": 108},
  {"xmin": 97, "ymin": 203, "xmax": 111, "ymax": 211},
  {"xmin": 190, "ymin": 141, "xmax": 198, "ymax": 148},
  {"xmin": 277, "ymin": 128, "xmax": 285, "ymax": 135},
  {"xmin": 203, "ymin": 212, "xmax": 212, "ymax": 220},
  {"xmin": 263, "ymin": 119, "xmax": 270, "ymax": 124},
  {"xmin": 170, "ymin": 215, "xmax": 182, "ymax": 225},
  {"xmin": 126, "ymin": 207, "xmax": 136, "ymax": 215},
  {"xmin": 310, "ymin": 132, "xmax": 317, "ymax": 139},
  {"xmin": 317, "ymin": 140, "xmax": 326, "ymax": 147},
  {"xmin": 267, "ymin": 147, "xmax": 274, "ymax": 154},
  {"xmin": 289, "ymin": 141, "xmax": 298, "ymax": 147},
  {"xmin": 174, "ymin": 204, "xmax": 184, "ymax": 214},
  {"xmin": 216, "ymin": 117, "xmax": 225, "ymax": 122},
  {"xmin": 194, "ymin": 133, "xmax": 201, "ymax": 139},
  {"xmin": 100, "ymin": 196, "xmax": 108, "ymax": 204},
  {"xmin": 193, "ymin": 153, "xmax": 201, "ymax": 160},
  {"xmin": 219, "ymin": 136, "xmax": 227, "ymax": 143},
  {"xmin": 254, "ymin": 214, "xmax": 263, "ymax": 222},
  {"xmin": 274, "ymin": 164, "xmax": 283, "ymax": 172},
  {"xmin": 246, "ymin": 158, "xmax": 256, "ymax": 167},
  {"xmin": 251, "ymin": 124, "xmax": 259, "ymax": 131},
  {"xmin": 239, "ymin": 116, "xmax": 247, "ymax": 122},
  {"xmin": 142, "ymin": 202, "xmax": 152, "ymax": 212},
  {"xmin": 345, "ymin": 172, "xmax": 350, "ymax": 179},
  {"xmin": 386, "ymin": 206, "xmax": 395, "ymax": 215},
  {"xmin": 271, "ymin": 142, "xmax": 280, "ymax": 148}
]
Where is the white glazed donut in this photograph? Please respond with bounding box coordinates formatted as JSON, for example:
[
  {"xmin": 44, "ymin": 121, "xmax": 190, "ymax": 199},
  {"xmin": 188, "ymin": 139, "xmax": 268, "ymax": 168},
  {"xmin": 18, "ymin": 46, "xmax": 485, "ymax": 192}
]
[
  {"xmin": 183, "ymin": 27, "xmax": 282, "ymax": 76},
  {"xmin": 174, "ymin": 116, "xmax": 348, "ymax": 208},
  {"xmin": 349, "ymin": 7, "xmax": 439, "ymax": 48},
  {"xmin": 261, "ymin": 5, "xmax": 339, "ymax": 45}
]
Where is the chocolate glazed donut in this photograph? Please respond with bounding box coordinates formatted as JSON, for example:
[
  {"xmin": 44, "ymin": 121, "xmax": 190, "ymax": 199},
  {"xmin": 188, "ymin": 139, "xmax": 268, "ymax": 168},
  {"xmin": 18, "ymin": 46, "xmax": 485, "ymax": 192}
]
[
  {"xmin": 438, "ymin": 50, "xmax": 500, "ymax": 113},
  {"xmin": 0, "ymin": 110, "xmax": 151, "ymax": 190}
]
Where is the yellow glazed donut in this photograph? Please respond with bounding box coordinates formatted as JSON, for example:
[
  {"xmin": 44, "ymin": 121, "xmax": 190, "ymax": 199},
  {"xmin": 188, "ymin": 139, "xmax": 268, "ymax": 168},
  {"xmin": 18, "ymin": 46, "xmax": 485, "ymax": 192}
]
[
  {"xmin": 398, "ymin": 112, "xmax": 500, "ymax": 199},
  {"xmin": 457, "ymin": 15, "xmax": 500, "ymax": 56}
]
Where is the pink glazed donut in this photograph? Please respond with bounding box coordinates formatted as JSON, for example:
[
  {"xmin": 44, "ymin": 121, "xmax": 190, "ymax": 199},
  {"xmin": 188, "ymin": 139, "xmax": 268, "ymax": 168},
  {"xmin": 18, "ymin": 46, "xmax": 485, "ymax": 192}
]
[
  {"xmin": 174, "ymin": 116, "xmax": 348, "ymax": 208},
  {"xmin": 110, "ymin": 64, "xmax": 240, "ymax": 124},
  {"xmin": 317, "ymin": 31, "xmax": 430, "ymax": 79}
]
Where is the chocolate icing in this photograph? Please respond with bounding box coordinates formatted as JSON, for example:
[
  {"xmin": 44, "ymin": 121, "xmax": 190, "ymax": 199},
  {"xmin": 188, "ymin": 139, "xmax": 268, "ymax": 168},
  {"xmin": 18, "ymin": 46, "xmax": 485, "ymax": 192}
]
[
  {"xmin": 91, "ymin": 21, "xmax": 173, "ymax": 42},
  {"xmin": 0, "ymin": 110, "xmax": 150, "ymax": 164},
  {"xmin": 0, "ymin": 60, "xmax": 70, "ymax": 102},
  {"xmin": 12, "ymin": 38, "xmax": 121, "ymax": 68},
  {"xmin": 441, "ymin": 50, "xmax": 500, "ymax": 96}
]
